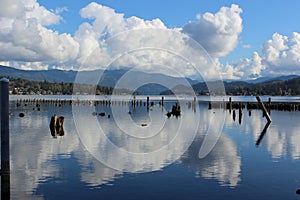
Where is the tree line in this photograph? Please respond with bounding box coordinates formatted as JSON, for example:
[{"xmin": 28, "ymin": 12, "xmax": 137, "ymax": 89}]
[
  {"xmin": 224, "ymin": 78, "xmax": 300, "ymax": 96},
  {"xmin": 2, "ymin": 76, "xmax": 300, "ymax": 96},
  {"xmin": 1, "ymin": 77, "xmax": 127, "ymax": 95}
]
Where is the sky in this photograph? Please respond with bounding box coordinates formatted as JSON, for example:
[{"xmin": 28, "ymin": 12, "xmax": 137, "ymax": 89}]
[{"xmin": 0, "ymin": 0, "xmax": 300, "ymax": 80}]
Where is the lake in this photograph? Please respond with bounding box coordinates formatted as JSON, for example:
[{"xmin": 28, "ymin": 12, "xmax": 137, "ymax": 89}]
[{"xmin": 3, "ymin": 95, "xmax": 300, "ymax": 199}]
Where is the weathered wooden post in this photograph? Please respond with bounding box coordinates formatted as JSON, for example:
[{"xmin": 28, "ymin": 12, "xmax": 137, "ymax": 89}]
[
  {"xmin": 147, "ymin": 96, "xmax": 150, "ymax": 112},
  {"xmin": 239, "ymin": 102, "xmax": 242, "ymax": 114},
  {"xmin": 233, "ymin": 110, "xmax": 236, "ymax": 121},
  {"xmin": 0, "ymin": 78, "xmax": 10, "ymax": 199},
  {"xmin": 229, "ymin": 97, "xmax": 232, "ymax": 113},
  {"xmin": 208, "ymin": 102, "xmax": 212, "ymax": 110},
  {"xmin": 139, "ymin": 100, "xmax": 142, "ymax": 107},
  {"xmin": 0, "ymin": 78, "xmax": 10, "ymax": 174},
  {"xmin": 1, "ymin": 172, "xmax": 10, "ymax": 199},
  {"xmin": 133, "ymin": 95, "xmax": 136, "ymax": 108},
  {"xmin": 239, "ymin": 103, "xmax": 243, "ymax": 124},
  {"xmin": 193, "ymin": 97, "xmax": 196, "ymax": 113},
  {"xmin": 256, "ymin": 96, "xmax": 272, "ymax": 123},
  {"xmin": 268, "ymin": 97, "xmax": 271, "ymax": 115}
]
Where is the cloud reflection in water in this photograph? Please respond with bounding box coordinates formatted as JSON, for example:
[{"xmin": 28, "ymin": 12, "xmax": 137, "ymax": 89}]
[{"xmin": 9, "ymin": 101, "xmax": 243, "ymax": 198}]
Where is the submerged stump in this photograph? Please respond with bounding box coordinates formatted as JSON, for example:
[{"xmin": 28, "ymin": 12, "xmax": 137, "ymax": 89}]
[
  {"xmin": 167, "ymin": 103, "xmax": 181, "ymax": 117},
  {"xmin": 50, "ymin": 114, "xmax": 65, "ymax": 138}
]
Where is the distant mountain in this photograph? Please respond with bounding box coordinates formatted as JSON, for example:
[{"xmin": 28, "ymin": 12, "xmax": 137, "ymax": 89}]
[
  {"xmin": 0, "ymin": 65, "xmax": 197, "ymax": 95},
  {"xmin": 161, "ymin": 84, "xmax": 195, "ymax": 95},
  {"xmin": 2, "ymin": 65, "xmax": 300, "ymax": 95},
  {"xmin": 0, "ymin": 65, "xmax": 78, "ymax": 83},
  {"xmin": 105, "ymin": 70, "xmax": 197, "ymax": 95},
  {"xmin": 246, "ymin": 76, "xmax": 272, "ymax": 84},
  {"xmin": 136, "ymin": 84, "xmax": 169, "ymax": 95},
  {"xmin": 247, "ymin": 75, "xmax": 299, "ymax": 83},
  {"xmin": 162, "ymin": 76, "xmax": 300, "ymax": 96},
  {"xmin": 265, "ymin": 75, "xmax": 299, "ymax": 82},
  {"xmin": 0, "ymin": 65, "xmax": 132, "ymax": 84}
]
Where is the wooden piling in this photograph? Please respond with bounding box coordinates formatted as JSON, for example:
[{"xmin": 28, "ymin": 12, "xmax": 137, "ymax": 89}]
[
  {"xmin": 239, "ymin": 114, "xmax": 242, "ymax": 124},
  {"xmin": 229, "ymin": 97, "xmax": 232, "ymax": 113},
  {"xmin": 147, "ymin": 96, "xmax": 150, "ymax": 112},
  {"xmin": 1, "ymin": 78, "xmax": 12, "ymax": 199},
  {"xmin": 268, "ymin": 97, "xmax": 271, "ymax": 115},
  {"xmin": 0, "ymin": 78, "xmax": 10, "ymax": 174},
  {"xmin": 233, "ymin": 110, "xmax": 236, "ymax": 121},
  {"xmin": 256, "ymin": 96, "xmax": 272, "ymax": 122},
  {"xmin": 239, "ymin": 103, "xmax": 243, "ymax": 114},
  {"xmin": 1, "ymin": 172, "xmax": 10, "ymax": 199},
  {"xmin": 239, "ymin": 103, "xmax": 242, "ymax": 124},
  {"xmin": 193, "ymin": 97, "xmax": 196, "ymax": 112},
  {"xmin": 133, "ymin": 95, "xmax": 136, "ymax": 108}
]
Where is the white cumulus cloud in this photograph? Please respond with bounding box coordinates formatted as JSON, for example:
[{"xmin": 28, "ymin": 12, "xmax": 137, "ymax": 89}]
[
  {"xmin": 0, "ymin": 0, "xmax": 79, "ymax": 68},
  {"xmin": 74, "ymin": 2, "xmax": 169, "ymax": 70},
  {"xmin": 2, "ymin": 1, "xmax": 298, "ymax": 81},
  {"xmin": 261, "ymin": 32, "xmax": 300, "ymax": 76},
  {"xmin": 73, "ymin": 2, "xmax": 244, "ymax": 80},
  {"xmin": 224, "ymin": 32, "xmax": 300, "ymax": 80},
  {"xmin": 182, "ymin": 4, "xmax": 243, "ymax": 58},
  {"xmin": 223, "ymin": 51, "xmax": 264, "ymax": 80},
  {"xmin": 0, "ymin": 1, "xmax": 244, "ymax": 81}
]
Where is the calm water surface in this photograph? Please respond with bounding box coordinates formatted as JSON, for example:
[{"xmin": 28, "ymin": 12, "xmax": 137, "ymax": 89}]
[{"xmin": 3, "ymin": 96, "xmax": 300, "ymax": 199}]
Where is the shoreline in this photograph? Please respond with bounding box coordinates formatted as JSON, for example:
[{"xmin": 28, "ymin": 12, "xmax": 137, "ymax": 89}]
[{"xmin": 8, "ymin": 94, "xmax": 300, "ymax": 103}]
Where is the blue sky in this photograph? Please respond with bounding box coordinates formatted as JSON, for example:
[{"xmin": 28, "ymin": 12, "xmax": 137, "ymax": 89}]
[
  {"xmin": 38, "ymin": 0, "xmax": 300, "ymax": 62},
  {"xmin": 1, "ymin": 0, "xmax": 300, "ymax": 79}
]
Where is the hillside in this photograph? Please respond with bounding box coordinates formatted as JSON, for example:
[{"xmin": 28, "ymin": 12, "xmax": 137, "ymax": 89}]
[
  {"xmin": 161, "ymin": 77, "xmax": 300, "ymax": 96},
  {"xmin": 1, "ymin": 65, "xmax": 300, "ymax": 95},
  {"xmin": 0, "ymin": 65, "xmax": 197, "ymax": 95},
  {"xmin": 1, "ymin": 77, "xmax": 115, "ymax": 95}
]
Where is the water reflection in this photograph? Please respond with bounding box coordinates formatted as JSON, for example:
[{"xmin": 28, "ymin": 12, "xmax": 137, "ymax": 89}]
[
  {"xmin": 182, "ymin": 134, "xmax": 241, "ymax": 187},
  {"xmin": 238, "ymin": 108, "xmax": 300, "ymax": 159},
  {"xmin": 7, "ymin": 101, "xmax": 232, "ymax": 196},
  {"xmin": 9, "ymin": 104, "xmax": 77, "ymax": 199},
  {"xmin": 265, "ymin": 112, "xmax": 300, "ymax": 159},
  {"xmin": 72, "ymin": 101, "xmax": 201, "ymax": 172},
  {"xmin": 7, "ymin": 99, "xmax": 300, "ymax": 199},
  {"xmin": 256, "ymin": 121, "xmax": 271, "ymax": 146}
]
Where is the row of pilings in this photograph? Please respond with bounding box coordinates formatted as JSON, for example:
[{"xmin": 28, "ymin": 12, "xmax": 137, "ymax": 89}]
[
  {"xmin": 14, "ymin": 96, "xmax": 198, "ymax": 119},
  {"xmin": 15, "ymin": 97, "xmax": 162, "ymax": 107},
  {"xmin": 14, "ymin": 96, "xmax": 300, "ymax": 112},
  {"xmin": 15, "ymin": 96, "xmax": 197, "ymax": 110},
  {"xmin": 208, "ymin": 97, "xmax": 300, "ymax": 112},
  {"xmin": 208, "ymin": 97, "xmax": 300, "ymax": 124},
  {"xmin": 15, "ymin": 96, "xmax": 300, "ymax": 112}
]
